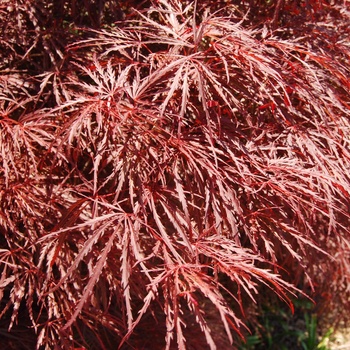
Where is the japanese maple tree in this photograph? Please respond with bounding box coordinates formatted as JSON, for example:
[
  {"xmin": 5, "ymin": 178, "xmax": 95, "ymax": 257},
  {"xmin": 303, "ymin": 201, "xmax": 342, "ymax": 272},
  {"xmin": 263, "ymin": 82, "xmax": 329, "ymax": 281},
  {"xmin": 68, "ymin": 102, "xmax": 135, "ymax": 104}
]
[{"xmin": 0, "ymin": 0, "xmax": 349, "ymax": 349}]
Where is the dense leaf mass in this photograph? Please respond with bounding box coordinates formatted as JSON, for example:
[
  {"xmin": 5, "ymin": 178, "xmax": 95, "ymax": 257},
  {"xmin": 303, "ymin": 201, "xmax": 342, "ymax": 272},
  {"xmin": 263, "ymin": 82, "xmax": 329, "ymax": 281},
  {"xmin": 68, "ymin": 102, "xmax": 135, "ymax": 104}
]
[{"xmin": 0, "ymin": 0, "xmax": 349, "ymax": 349}]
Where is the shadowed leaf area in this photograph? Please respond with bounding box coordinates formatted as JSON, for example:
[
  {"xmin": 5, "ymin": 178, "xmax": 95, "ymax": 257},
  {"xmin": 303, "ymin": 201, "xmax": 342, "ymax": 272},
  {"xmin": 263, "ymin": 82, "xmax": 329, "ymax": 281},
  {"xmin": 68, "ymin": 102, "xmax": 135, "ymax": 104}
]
[{"xmin": 0, "ymin": 0, "xmax": 349, "ymax": 349}]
